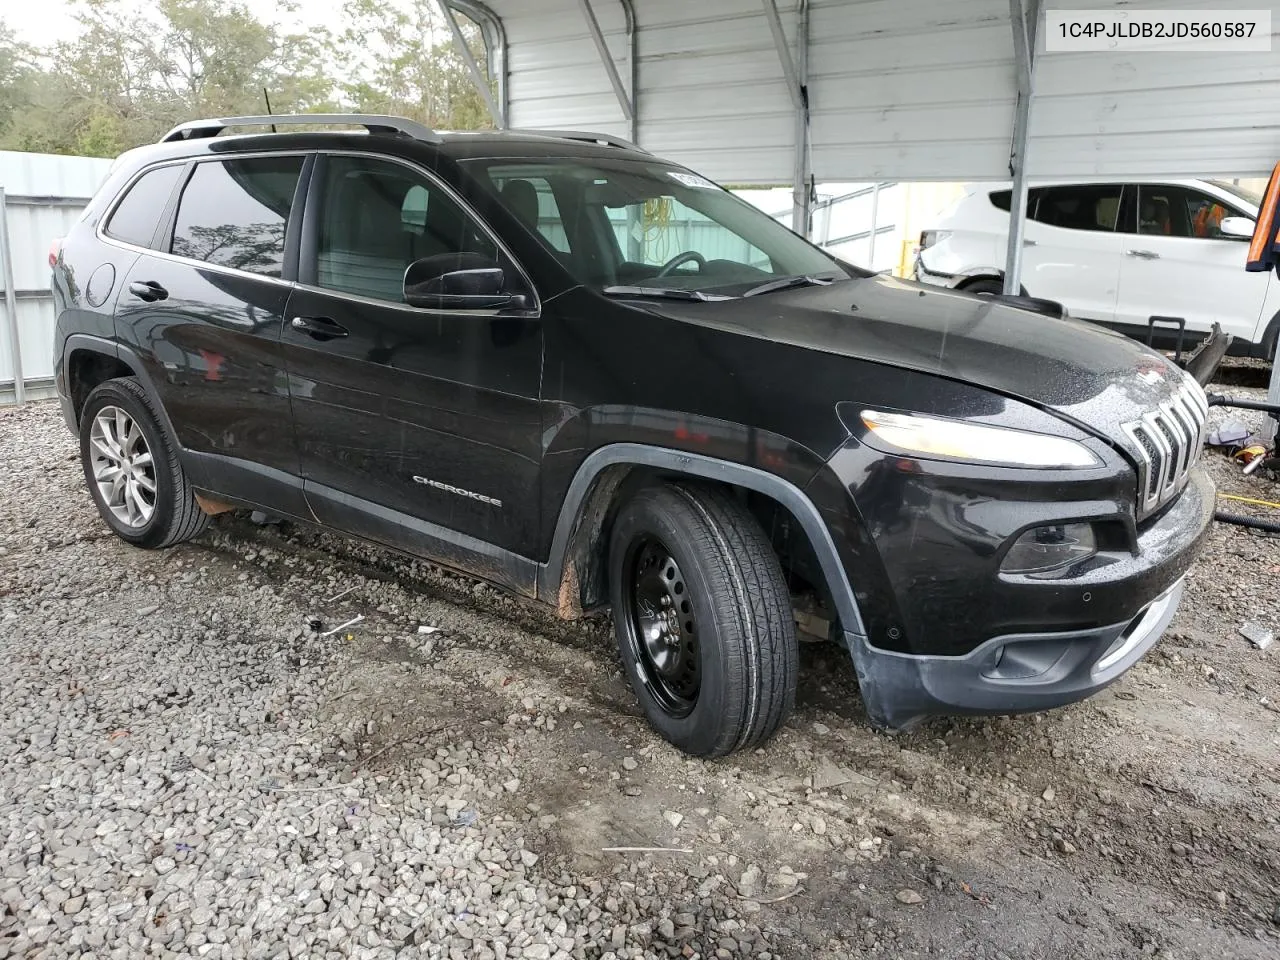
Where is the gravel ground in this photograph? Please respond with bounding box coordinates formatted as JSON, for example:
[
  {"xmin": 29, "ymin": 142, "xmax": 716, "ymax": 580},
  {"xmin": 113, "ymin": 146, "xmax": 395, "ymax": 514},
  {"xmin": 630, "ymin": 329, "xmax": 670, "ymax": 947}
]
[{"xmin": 2, "ymin": 363, "xmax": 1279, "ymax": 959}]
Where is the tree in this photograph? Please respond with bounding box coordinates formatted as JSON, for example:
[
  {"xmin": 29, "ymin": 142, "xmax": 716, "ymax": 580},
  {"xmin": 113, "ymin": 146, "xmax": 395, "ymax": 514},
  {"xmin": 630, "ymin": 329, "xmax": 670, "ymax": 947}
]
[
  {"xmin": 333, "ymin": 0, "xmax": 496, "ymax": 131},
  {"xmin": 1, "ymin": 0, "xmax": 337, "ymax": 155},
  {"xmin": 0, "ymin": 0, "xmax": 496, "ymax": 157}
]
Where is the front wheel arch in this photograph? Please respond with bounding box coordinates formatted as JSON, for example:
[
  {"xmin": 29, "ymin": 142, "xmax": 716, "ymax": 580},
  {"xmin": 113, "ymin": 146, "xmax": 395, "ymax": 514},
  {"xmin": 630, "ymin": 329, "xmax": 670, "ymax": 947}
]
[{"xmin": 537, "ymin": 444, "xmax": 869, "ymax": 641}]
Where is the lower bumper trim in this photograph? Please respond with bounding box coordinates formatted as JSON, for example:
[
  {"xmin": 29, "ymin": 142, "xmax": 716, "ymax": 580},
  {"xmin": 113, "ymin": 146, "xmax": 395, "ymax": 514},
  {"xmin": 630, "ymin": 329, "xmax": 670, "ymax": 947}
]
[{"xmin": 848, "ymin": 578, "xmax": 1184, "ymax": 731}]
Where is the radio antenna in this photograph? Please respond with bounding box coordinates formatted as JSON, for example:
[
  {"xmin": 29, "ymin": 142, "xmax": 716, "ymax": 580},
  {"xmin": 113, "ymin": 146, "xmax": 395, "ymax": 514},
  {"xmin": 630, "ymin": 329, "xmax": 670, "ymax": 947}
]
[{"xmin": 263, "ymin": 88, "xmax": 276, "ymax": 133}]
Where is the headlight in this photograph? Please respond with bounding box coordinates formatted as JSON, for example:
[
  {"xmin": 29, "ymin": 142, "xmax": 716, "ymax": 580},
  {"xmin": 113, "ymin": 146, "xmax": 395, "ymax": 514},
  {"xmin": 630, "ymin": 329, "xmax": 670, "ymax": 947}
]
[
  {"xmin": 859, "ymin": 410, "xmax": 1100, "ymax": 469},
  {"xmin": 1001, "ymin": 523, "xmax": 1097, "ymax": 574}
]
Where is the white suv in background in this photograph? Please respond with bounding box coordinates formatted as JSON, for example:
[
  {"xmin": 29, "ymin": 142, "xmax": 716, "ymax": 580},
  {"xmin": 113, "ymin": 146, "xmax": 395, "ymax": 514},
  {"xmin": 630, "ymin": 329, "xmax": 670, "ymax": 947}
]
[{"xmin": 914, "ymin": 179, "xmax": 1278, "ymax": 360}]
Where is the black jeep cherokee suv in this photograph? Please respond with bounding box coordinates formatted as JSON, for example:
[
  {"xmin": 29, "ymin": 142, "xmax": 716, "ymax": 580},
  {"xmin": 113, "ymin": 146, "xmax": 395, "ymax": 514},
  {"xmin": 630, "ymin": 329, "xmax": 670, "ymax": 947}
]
[{"xmin": 52, "ymin": 114, "xmax": 1214, "ymax": 757}]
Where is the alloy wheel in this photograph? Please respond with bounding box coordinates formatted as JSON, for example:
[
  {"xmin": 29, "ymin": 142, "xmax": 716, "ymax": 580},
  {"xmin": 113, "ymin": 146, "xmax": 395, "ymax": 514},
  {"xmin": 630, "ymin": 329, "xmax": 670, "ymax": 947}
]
[{"xmin": 89, "ymin": 405, "xmax": 157, "ymax": 528}]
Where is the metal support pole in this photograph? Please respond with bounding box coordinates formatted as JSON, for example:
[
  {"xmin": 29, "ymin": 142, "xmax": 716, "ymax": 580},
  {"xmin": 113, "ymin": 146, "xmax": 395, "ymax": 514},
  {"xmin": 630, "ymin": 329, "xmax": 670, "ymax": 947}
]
[
  {"xmin": 0, "ymin": 189, "xmax": 23, "ymax": 405},
  {"xmin": 578, "ymin": 0, "xmax": 635, "ymax": 129},
  {"xmin": 1002, "ymin": 0, "xmax": 1041, "ymax": 296},
  {"xmin": 437, "ymin": 0, "xmax": 506, "ymax": 128},
  {"xmin": 621, "ymin": 0, "xmax": 638, "ymax": 143},
  {"xmin": 867, "ymin": 182, "xmax": 882, "ymax": 269},
  {"xmin": 762, "ymin": 0, "xmax": 810, "ymax": 235},
  {"xmin": 1267, "ymin": 345, "xmax": 1280, "ymax": 440}
]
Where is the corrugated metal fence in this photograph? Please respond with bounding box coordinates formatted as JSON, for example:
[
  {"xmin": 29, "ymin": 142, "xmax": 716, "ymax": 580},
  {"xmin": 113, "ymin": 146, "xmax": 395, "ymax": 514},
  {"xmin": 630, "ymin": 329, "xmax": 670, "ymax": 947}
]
[{"xmin": 0, "ymin": 151, "xmax": 113, "ymax": 405}]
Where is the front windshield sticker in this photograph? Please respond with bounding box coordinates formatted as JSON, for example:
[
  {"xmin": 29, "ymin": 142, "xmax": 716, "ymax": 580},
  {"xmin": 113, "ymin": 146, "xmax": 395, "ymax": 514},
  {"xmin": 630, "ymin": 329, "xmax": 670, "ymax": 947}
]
[{"xmin": 668, "ymin": 171, "xmax": 717, "ymax": 190}]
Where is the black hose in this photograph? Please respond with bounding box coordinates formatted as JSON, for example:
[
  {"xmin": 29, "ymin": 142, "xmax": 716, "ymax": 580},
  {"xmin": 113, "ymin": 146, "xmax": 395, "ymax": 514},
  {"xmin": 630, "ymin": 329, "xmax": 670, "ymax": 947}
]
[{"xmin": 1214, "ymin": 510, "xmax": 1280, "ymax": 533}]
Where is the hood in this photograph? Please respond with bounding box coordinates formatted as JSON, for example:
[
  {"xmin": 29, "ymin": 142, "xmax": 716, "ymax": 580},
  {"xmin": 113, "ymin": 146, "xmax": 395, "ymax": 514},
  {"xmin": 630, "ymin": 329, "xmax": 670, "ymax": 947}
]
[{"xmin": 644, "ymin": 274, "xmax": 1195, "ymax": 443}]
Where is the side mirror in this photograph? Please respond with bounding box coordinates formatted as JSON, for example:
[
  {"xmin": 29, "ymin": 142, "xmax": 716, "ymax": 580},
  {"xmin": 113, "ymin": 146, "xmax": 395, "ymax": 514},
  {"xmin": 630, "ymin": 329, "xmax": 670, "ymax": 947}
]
[
  {"xmin": 1219, "ymin": 215, "xmax": 1255, "ymax": 240},
  {"xmin": 403, "ymin": 255, "xmax": 529, "ymax": 310}
]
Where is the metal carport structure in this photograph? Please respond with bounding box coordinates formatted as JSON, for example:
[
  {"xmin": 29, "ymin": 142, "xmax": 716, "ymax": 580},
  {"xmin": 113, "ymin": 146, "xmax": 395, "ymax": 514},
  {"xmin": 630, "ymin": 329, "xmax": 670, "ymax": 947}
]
[{"xmin": 439, "ymin": 0, "xmax": 1280, "ymax": 297}]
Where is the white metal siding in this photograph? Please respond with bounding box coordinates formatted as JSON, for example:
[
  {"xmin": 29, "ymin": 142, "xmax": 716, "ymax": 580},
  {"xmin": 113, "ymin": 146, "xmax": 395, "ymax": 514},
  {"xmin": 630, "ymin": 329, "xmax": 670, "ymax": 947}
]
[
  {"xmin": 1032, "ymin": 0, "xmax": 1280, "ymax": 178},
  {"xmin": 504, "ymin": 0, "xmax": 798, "ymax": 182},
  {"xmin": 808, "ymin": 0, "xmax": 1016, "ymax": 181},
  {"xmin": 487, "ymin": 0, "xmax": 1280, "ymax": 182},
  {"xmin": 0, "ymin": 151, "xmax": 112, "ymax": 394}
]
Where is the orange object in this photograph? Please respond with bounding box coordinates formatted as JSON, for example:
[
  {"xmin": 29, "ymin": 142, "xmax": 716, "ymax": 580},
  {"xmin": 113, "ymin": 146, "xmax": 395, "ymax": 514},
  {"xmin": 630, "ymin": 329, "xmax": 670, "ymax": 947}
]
[
  {"xmin": 1233, "ymin": 443, "xmax": 1267, "ymax": 465},
  {"xmin": 1246, "ymin": 160, "xmax": 1280, "ymax": 272}
]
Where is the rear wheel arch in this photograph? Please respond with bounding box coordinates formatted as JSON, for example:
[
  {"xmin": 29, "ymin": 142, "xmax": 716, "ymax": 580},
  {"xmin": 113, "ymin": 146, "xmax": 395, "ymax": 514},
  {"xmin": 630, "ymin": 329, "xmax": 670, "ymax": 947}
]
[
  {"xmin": 62, "ymin": 336, "xmax": 178, "ymax": 439},
  {"xmin": 1257, "ymin": 308, "xmax": 1280, "ymax": 361},
  {"xmin": 537, "ymin": 444, "xmax": 868, "ymax": 639}
]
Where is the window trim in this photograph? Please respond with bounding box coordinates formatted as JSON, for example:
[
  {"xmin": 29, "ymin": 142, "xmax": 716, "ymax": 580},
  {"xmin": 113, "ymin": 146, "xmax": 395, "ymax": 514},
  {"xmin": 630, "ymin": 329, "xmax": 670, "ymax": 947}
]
[
  {"xmin": 96, "ymin": 149, "xmax": 313, "ymax": 289},
  {"xmin": 295, "ymin": 149, "xmax": 540, "ymax": 317}
]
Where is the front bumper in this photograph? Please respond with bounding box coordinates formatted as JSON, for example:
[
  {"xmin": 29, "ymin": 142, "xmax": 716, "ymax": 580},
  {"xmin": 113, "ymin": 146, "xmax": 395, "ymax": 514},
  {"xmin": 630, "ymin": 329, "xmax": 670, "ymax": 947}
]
[
  {"xmin": 846, "ymin": 466, "xmax": 1213, "ymax": 730},
  {"xmin": 911, "ymin": 256, "xmax": 960, "ymax": 289}
]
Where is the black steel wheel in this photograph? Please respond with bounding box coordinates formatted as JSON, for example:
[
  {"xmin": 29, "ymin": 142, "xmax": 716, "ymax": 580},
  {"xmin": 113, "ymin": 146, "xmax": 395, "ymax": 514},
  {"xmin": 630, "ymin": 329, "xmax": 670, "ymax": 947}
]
[
  {"xmin": 608, "ymin": 482, "xmax": 798, "ymax": 758},
  {"xmin": 621, "ymin": 537, "xmax": 701, "ymax": 717}
]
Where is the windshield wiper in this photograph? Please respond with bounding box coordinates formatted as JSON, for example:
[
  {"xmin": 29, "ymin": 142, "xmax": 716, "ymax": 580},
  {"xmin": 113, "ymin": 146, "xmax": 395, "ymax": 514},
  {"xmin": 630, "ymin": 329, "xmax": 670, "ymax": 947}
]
[
  {"xmin": 601, "ymin": 285, "xmax": 734, "ymax": 302},
  {"xmin": 740, "ymin": 274, "xmax": 839, "ymax": 298}
]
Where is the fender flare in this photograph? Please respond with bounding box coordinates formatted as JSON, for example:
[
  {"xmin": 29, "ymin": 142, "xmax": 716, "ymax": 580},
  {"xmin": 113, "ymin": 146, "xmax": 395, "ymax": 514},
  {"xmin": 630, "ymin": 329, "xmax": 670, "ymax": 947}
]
[
  {"xmin": 62, "ymin": 334, "xmax": 180, "ymax": 441},
  {"xmin": 536, "ymin": 443, "xmax": 868, "ymax": 639}
]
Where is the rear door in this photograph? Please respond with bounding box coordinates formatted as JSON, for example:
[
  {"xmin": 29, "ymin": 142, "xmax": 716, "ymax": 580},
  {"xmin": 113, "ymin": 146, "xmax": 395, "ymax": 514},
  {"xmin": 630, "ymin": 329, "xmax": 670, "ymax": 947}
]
[
  {"xmin": 115, "ymin": 152, "xmax": 310, "ymax": 515},
  {"xmin": 1019, "ymin": 184, "xmax": 1123, "ymax": 322},
  {"xmin": 282, "ymin": 152, "xmax": 544, "ymax": 578},
  {"xmin": 1113, "ymin": 183, "xmax": 1266, "ymax": 343}
]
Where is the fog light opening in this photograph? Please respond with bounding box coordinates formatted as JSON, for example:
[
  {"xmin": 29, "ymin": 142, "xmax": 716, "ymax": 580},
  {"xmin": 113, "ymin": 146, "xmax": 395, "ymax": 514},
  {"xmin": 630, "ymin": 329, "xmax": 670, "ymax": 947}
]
[{"xmin": 1001, "ymin": 523, "xmax": 1097, "ymax": 575}]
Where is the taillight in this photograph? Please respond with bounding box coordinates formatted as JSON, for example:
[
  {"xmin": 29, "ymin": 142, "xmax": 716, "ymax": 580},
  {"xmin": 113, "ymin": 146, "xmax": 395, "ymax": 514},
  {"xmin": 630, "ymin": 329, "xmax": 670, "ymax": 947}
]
[
  {"xmin": 919, "ymin": 230, "xmax": 951, "ymax": 250},
  {"xmin": 48, "ymin": 238, "xmax": 63, "ymax": 268}
]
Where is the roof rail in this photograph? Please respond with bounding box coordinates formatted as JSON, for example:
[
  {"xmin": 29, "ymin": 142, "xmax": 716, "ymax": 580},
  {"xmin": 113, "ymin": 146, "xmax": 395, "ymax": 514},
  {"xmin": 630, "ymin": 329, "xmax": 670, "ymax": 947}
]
[
  {"xmin": 512, "ymin": 128, "xmax": 650, "ymax": 154},
  {"xmin": 159, "ymin": 114, "xmax": 439, "ymax": 144}
]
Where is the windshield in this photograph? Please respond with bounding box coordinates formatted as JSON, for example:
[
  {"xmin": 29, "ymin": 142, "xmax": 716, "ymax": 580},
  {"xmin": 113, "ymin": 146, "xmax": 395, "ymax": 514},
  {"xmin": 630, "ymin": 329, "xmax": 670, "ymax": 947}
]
[
  {"xmin": 464, "ymin": 156, "xmax": 853, "ymax": 295},
  {"xmin": 1206, "ymin": 179, "xmax": 1263, "ymax": 210}
]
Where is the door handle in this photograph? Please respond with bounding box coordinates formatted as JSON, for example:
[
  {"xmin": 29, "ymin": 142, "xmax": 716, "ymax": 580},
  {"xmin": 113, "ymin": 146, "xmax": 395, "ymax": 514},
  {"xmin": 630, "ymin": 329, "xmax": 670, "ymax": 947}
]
[
  {"xmin": 1126, "ymin": 249, "xmax": 1160, "ymax": 260},
  {"xmin": 290, "ymin": 315, "xmax": 349, "ymax": 340},
  {"xmin": 128, "ymin": 280, "xmax": 168, "ymax": 302},
  {"xmin": 1022, "ymin": 239, "xmax": 1037, "ymax": 247}
]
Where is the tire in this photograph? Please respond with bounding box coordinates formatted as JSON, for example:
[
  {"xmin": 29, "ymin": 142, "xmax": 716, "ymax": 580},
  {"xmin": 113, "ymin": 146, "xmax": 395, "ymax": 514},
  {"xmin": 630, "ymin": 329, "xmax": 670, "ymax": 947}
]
[
  {"xmin": 961, "ymin": 278, "xmax": 1005, "ymax": 296},
  {"xmin": 79, "ymin": 377, "xmax": 210, "ymax": 548},
  {"xmin": 608, "ymin": 483, "xmax": 798, "ymax": 757}
]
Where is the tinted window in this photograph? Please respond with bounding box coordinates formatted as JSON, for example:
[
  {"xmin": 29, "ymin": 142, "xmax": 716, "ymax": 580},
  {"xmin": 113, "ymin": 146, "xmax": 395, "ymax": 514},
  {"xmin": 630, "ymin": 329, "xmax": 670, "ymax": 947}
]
[
  {"xmin": 1033, "ymin": 185, "xmax": 1121, "ymax": 232},
  {"xmin": 486, "ymin": 170, "xmax": 571, "ymax": 253},
  {"xmin": 1136, "ymin": 186, "xmax": 1239, "ymax": 240},
  {"xmin": 104, "ymin": 165, "xmax": 184, "ymax": 247},
  {"xmin": 989, "ymin": 188, "xmax": 1043, "ymax": 217},
  {"xmin": 170, "ymin": 156, "xmax": 303, "ymax": 277},
  {"xmin": 315, "ymin": 155, "xmax": 497, "ymax": 303},
  {"xmin": 1185, "ymin": 192, "xmax": 1238, "ymax": 239}
]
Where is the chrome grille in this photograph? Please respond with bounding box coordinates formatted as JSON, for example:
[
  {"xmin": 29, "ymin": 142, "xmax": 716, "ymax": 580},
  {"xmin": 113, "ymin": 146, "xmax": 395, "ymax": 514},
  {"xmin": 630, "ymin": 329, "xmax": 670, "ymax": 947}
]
[{"xmin": 1123, "ymin": 378, "xmax": 1208, "ymax": 517}]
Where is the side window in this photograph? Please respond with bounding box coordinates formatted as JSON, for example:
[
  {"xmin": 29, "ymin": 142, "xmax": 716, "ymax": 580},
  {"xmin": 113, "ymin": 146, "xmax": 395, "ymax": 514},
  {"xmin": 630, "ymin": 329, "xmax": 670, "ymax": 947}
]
[
  {"xmin": 170, "ymin": 156, "xmax": 303, "ymax": 277},
  {"xmin": 989, "ymin": 188, "xmax": 1042, "ymax": 218},
  {"xmin": 1183, "ymin": 191, "xmax": 1237, "ymax": 240},
  {"xmin": 487, "ymin": 173, "xmax": 571, "ymax": 253},
  {"xmin": 315, "ymin": 155, "xmax": 497, "ymax": 303},
  {"xmin": 1137, "ymin": 186, "xmax": 1195, "ymax": 238},
  {"xmin": 1034, "ymin": 185, "xmax": 1122, "ymax": 232},
  {"xmin": 104, "ymin": 165, "xmax": 184, "ymax": 248}
]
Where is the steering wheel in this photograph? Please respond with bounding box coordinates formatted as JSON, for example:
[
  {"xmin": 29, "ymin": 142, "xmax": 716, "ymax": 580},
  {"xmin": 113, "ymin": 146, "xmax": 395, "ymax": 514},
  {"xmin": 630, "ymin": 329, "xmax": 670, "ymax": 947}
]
[{"xmin": 656, "ymin": 251, "xmax": 707, "ymax": 277}]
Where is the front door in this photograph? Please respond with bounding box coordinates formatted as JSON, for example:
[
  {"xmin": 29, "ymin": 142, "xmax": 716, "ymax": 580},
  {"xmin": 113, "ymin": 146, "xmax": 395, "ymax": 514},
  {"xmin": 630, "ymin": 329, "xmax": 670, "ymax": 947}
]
[
  {"xmin": 1019, "ymin": 183, "xmax": 1124, "ymax": 323},
  {"xmin": 282, "ymin": 153, "xmax": 544, "ymax": 583},
  {"xmin": 1113, "ymin": 183, "xmax": 1267, "ymax": 343},
  {"xmin": 115, "ymin": 153, "xmax": 309, "ymax": 516}
]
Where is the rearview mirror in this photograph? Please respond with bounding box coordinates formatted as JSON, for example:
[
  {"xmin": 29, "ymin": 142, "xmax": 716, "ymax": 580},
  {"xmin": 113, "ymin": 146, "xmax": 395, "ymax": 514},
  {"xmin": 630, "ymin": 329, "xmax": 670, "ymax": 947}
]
[
  {"xmin": 1219, "ymin": 215, "xmax": 1255, "ymax": 240},
  {"xmin": 403, "ymin": 254, "xmax": 528, "ymax": 310}
]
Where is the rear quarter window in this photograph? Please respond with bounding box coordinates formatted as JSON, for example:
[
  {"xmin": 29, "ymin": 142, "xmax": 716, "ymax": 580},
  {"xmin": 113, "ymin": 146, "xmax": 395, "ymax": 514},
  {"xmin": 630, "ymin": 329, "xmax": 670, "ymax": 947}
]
[{"xmin": 103, "ymin": 165, "xmax": 185, "ymax": 248}]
